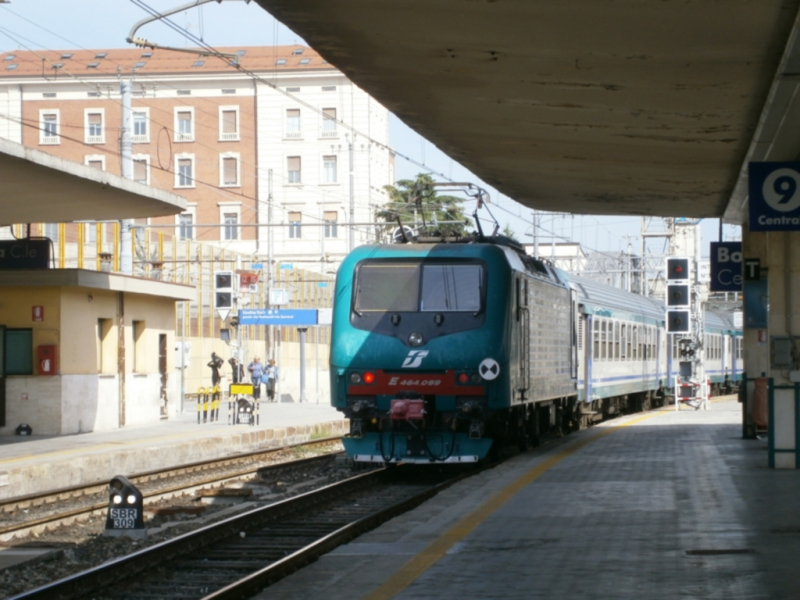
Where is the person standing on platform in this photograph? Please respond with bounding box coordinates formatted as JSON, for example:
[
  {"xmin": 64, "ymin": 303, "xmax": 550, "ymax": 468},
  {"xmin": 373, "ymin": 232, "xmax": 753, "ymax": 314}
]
[
  {"xmin": 228, "ymin": 357, "xmax": 244, "ymax": 384},
  {"xmin": 208, "ymin": 352, "xmax": 224, "ymax": 387},
  {"xmin": 248, "ymin": 356, "xmax": 265, "ymax": 400},
  {"xmin": 265, "ymin": 358, "xmax": 279, "ymax": 402}
]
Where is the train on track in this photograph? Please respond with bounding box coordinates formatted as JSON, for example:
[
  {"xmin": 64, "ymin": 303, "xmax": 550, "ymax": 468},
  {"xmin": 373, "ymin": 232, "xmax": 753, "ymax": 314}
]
[{"xmin": 330, "ymin": 234, "xmax": 742, "ymax": 464}]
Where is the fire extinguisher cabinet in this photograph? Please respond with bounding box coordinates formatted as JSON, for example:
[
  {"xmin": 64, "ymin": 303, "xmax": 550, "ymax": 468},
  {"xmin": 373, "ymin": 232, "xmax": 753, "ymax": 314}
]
[{"xmin": 37, "ymin": 345, "xmax": 57, "ymax": 375}]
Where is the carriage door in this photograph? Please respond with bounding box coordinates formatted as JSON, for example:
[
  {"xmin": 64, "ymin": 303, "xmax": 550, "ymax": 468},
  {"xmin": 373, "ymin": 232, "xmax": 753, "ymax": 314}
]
[
  {"xmin": 517, "ymin": 277, "xmax": 530, "ymax": 395},
  {"xmin": 570, "ymin": 289, "xmax": 579, "ymax": 380}
]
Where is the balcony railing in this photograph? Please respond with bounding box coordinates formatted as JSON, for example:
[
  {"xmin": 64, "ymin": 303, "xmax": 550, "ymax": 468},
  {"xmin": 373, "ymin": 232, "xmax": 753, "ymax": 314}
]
[
  {"xmin": 320, "ymin": 129, "xmax": 338, "ymax": 139},
  {"xmin": 175, "ymin": 132, "xmax": 194, "ymax": 142},
  {"xmin": 86, "ymin": 135, "xmax": 105, "ymax": 144},
  {"xmin": 220, "ymin": 132, "xmax": 239, "ymax": 141},
  {"xmin": 132, "ymin": 134, "xmax": 149, "ymax": 143},
  {"xmin": 284, "ymin": 131, "xmax": 302, "ymax": 139}
]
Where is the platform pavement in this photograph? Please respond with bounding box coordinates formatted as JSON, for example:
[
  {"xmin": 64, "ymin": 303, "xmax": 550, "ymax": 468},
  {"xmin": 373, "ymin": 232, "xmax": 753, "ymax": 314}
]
[
  {"xmin": 255, "ymin": 398, "xmax": 800, "ymax": 600},
  {"xmin": 0, "ymin": 401, "xmax": 347, "ymax": 501}
]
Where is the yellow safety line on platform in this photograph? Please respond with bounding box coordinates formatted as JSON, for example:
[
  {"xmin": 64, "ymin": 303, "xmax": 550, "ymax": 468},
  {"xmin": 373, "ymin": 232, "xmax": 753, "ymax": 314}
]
[{"xmin": 362, "ymin": 410, "xmax": 666, "ymax": 600}]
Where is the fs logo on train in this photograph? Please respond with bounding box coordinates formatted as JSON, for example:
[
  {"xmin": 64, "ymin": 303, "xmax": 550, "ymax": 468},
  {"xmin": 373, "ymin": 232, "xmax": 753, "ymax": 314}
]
[{"xmin": 749, "ymin": 161, "xmax": 800, "ymax": 231}]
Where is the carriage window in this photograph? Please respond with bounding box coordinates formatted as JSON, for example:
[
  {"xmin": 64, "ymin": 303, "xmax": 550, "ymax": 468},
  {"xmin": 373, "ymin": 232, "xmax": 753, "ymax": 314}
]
[
  {"xmin": 620, "ymin": 324, "xmax": 627, "ymax": 359},
  {"xmin": 600, "ymin": 320, "xmax": 607, "ymax": 361},
  {"xmin": 632, "ymin": 327, "xmax": 638, "ymax": 360},
  {"xmin": 614, "ymin": 322, "xmax": 620, "ymax": 360},
  {"xmin": 355, "ymin": 264, "xmax": 420, "ymax": 312},
  {"xmin": 421, "ymin": 264, "xmax": 483, "ymax": 312},
  {"xmin": 593, "ymin": 319, "xmax": 600, "ymax": 358}
]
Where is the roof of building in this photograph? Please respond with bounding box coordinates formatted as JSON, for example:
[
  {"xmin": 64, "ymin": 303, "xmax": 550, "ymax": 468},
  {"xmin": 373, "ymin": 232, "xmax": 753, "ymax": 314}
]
[{"xmin": 0, "ymin": 45, "xmax": 333, "ymax": 78}]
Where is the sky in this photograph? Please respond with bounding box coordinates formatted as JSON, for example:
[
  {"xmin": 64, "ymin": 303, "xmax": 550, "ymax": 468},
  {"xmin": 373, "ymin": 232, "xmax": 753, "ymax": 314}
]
[{"xmin": 0, "ymin": 0, "xmax": 741, "ymax": 257}]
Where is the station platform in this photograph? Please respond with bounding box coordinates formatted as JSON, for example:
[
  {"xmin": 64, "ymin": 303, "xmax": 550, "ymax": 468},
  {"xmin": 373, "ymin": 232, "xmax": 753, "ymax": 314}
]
[
  {"xmin": 257, "ymin": 398, "xmax": 800, "ymax": 600},
  {"xmin": 0, "ymin": 401, "xmax": 347, "ymax": 500}
]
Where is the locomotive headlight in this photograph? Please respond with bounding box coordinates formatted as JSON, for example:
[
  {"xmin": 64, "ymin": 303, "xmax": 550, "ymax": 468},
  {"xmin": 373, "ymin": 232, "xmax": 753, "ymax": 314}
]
[
  {"xmin": 408, "ymin": 332, "xmax": 424, "ymax": 347},
  {"xmin": 349, "ymin": 372, "xmax": 362, "ymax": 384}
]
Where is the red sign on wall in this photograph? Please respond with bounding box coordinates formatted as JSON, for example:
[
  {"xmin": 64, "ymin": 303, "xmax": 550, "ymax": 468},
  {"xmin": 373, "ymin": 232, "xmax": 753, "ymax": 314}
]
[
  {"xmin": 32, "ymin": 306, "xmax": 44, "ymax": 322},
  {"xmin": 239, "ymin": 273, "xmax": 259, "ymax": 288}
]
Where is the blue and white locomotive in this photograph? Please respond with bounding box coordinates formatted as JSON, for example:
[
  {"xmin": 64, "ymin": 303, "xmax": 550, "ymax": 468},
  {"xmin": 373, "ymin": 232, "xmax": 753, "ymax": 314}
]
[{"xmin": 330, "ymin": 235, "xmax": 741, "ymax": 463}]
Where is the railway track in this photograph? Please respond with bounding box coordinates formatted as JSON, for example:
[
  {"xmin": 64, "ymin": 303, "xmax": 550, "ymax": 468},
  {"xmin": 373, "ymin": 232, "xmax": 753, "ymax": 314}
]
[
  {"xmin": 11, "ymin": 465, "xmax": 470, "ymax": 600},
  {"xmin": 0, "ymin": 437, "xmax": 343, "ymax": 540}
]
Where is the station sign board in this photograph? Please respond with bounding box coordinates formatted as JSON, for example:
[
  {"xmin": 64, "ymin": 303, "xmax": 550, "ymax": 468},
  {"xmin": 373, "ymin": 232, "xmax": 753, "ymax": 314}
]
[
  {"xmin": 749, "ymin": 162, "xmax": 800, "ymax": 231},
  {"xmin": 709, "ymin": 242, "xmax": 742, "ymax": 292},
  {"xmin": 0, "ymin": 239, "xmax": 50, "ymax": 269},
  {"xmin": 238, "ymin": 308, "xmax": 318, "ymax": 326}
]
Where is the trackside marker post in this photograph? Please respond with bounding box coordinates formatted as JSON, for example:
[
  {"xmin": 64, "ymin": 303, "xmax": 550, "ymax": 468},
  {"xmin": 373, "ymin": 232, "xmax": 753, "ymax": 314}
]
[{"xmin": 104, "ymin": 476, "xmax": 146, "ymax": 539}]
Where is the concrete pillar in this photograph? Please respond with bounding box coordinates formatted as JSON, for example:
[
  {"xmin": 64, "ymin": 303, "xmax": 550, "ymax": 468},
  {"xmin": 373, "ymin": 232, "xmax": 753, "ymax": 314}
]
[{"xmin": 742, "ymin": 228, "xmax": 800, "ymax": 467}]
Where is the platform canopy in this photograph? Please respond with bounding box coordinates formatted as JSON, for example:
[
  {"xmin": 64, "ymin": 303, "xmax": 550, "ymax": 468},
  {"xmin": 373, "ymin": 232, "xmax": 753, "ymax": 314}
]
[
  {"xmin": 0, "ymin": 137, "xmax": 185, "ymax": 226},
  {"xmin": 256, "ymin": 0, "xmax": 800, "ymax": 223}
]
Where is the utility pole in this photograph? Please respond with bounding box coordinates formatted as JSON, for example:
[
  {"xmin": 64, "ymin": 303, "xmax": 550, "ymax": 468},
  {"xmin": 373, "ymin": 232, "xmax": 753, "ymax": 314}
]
[
  {"xmin": 348, "ymin": 133, "xmax": 355, "ymax": 252},
  {"xmin": 532, "ymin": 211, "xmax": 539, "ymax": 260},
  {"xmin": 266, "ymin": 168, "xmax": 274, "ymax": 360},
  {"xmin": 119, "ymin": 79, "xmax": 133, "ymax": 275}
]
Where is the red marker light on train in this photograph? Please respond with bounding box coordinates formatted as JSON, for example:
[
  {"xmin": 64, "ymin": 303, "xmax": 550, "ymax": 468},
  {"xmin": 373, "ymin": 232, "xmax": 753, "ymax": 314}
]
[
  {"xmin": 458, "ymin": 372, "xmax": 469, "ymax": 384},
  {"xmin": 363, "ymin": 372, "xmax": 375, "ymax": 384}
]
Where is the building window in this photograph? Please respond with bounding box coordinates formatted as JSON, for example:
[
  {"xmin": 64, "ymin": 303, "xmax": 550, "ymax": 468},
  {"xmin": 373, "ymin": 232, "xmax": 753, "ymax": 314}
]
[
  {"xmin": 5, "ymin": 329, "xmax": 33, "ymax": 375},
  {"xmin": 175, "ymin": 109, "xmax": 194, "ymax": 142},
  {"xmin": 133, "ymin": 321, "xmax": 146, "ymax": 373},
  {"xmin": 220, "ymin": 107, "xmax": 239, "ymax": 141},
  {"xmin": 321, "ymin": 107, "xmax": 337, "ymax": 137},
  {"xmin": 85, "ymin": 155, "xmax": 105, "ymax": 171},
  {"xmin": 323, "ymin": 155, "xmax": 337, "ymax": 183},
  {"xmin": 40, "ymin": 110, "xmax": 59, "ymax": 144},
  {"xmin": 97, "ymin": 318, "xmax": 115, "ymax": 374},
  {"xmin": 133, "ymin": 157, "xmax": 148, "ymax": 184},
  {"xmin": 85, "ymin": 110, "xmax": 104, "ymax": 144},
  {"xmin": 175, "ymin": 156, "xmax": 194, "ymax": 188},
  {"xmin": 220, "ymin": 154, "xmax": 239, "ymax": 187},
  {"xmin": 223, "ymin": 212, "xmax": 238, "ymax": 240},
  {"xmin": 288, "ymin": 211, "xmax": 302, "ymax": 238},
  {"xmin": 324, "ymin": 211, "xmax": 338, "ymax": 238},
  {"xmin": 285, "ymin": 109, "xmax": 301, "ymax": 138},
  {"xmin": 132, "ymin": 110, "xmax": 149, "ymax": 143},
  {"xmin": 287, "ymin": 156, "xmax": 301, "ymax": 183},
  {"xmin": 178, "ymin": 213, "xmax": 193, "ymax": 240}
]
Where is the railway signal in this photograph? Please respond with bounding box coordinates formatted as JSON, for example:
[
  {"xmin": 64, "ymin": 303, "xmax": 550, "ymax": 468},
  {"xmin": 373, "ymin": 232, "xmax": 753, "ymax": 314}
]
[{"xmin": 666, "ymin": 257, "xmax": 692, "ymax": 334}]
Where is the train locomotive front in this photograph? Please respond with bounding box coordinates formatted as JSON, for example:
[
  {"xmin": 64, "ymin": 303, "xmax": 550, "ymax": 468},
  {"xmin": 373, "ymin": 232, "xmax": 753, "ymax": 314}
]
[{"xmin": 330, "ymin": 240, "xmax": 575, "ymax": 463}]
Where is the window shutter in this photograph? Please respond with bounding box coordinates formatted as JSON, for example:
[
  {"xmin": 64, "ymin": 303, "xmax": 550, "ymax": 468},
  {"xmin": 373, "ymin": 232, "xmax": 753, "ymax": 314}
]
[
  {"xmin": 133, "ymin": 159, "xmax": 146, "ymax": 182},
  {"xmin": 287, "ymin": 157, "xmax": 300, "ymax": 171},
  {"xmin": 222, "ymin": 110, "xmax": 237, "ymax": 133},
  {"xmin": 223, "ymin": 157, "xmax": 237, "ymax": 184}
]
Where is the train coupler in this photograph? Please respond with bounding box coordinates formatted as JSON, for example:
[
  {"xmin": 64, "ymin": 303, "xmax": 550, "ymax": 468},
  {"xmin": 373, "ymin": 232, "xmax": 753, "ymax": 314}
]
[
  {"xmin": 350, "ymin": 418, "xmax": 364, "ymax": 438},
  {"xmin": 469, "ymin": 419, "xmax": 484, "ymax": 439}
]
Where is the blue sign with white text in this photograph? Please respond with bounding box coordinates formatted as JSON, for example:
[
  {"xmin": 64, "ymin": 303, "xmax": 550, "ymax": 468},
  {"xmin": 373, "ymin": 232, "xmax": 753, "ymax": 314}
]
[
  {"xmin": 709, "ymin": 242, "xmax": 742, "ymax": 292},
  {"xmin": 749, "ymin": 162, "xmax": 800, "ymax": 231},
  {"xmin": 238, "ymin": 308, "xmax": 318, "ymax": 326}
]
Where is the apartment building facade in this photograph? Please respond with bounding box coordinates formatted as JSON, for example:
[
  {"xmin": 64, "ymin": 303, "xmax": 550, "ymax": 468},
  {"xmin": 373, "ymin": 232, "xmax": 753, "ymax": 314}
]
[{"xmin": 0, "ymin": 45, "xmax": 393, "ymax": 266}]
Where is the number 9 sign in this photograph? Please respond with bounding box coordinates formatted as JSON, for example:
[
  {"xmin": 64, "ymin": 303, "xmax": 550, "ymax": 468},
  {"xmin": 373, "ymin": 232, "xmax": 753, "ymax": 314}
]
[
  {"xmin": 749, "ymin": 161, "xmax": 800, "ymax": 231},
  {"xmin": 763, "ymin": 167, "xmax": 800, "ymax": 212}
]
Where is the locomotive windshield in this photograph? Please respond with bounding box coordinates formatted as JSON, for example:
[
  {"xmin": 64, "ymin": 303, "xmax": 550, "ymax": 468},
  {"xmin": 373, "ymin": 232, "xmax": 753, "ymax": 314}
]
[{"xmin": 355, "ymin": 262, "xmax": 483, "ymax": 313}]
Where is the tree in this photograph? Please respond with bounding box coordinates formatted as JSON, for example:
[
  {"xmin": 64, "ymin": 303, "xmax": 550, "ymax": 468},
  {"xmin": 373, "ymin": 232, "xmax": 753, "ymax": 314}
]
[
  {"xmin": 377, "ymin": 173, "xmax": 472, "ymax": 237},
  {"xmin": 502, "ymin": 224, "xmax": 519, "ymax": 242}
]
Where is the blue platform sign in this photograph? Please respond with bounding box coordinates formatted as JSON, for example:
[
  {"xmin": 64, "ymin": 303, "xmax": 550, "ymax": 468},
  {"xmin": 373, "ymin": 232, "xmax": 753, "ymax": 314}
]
[
  {"xmin": 709, "ymin": 242, "xmax": 742, "ymax": 292},
  {"xmin": 238, "ymin": 308, "xmax": 318, "ymax": 326},
  {"xmin": 749, "ymin": 162, "xmax": 800, "ymax": 231}
]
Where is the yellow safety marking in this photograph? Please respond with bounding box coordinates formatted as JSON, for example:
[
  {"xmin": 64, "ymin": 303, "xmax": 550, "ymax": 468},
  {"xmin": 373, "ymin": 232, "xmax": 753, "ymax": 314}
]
[{"xmin": 362, "ymin": 411, "xmax": 665, "ymax": 600}]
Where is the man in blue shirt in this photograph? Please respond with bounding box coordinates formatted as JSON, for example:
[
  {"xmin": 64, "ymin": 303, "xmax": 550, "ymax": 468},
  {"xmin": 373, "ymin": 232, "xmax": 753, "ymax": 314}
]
[
  {"xmin": 247, "ymin": 356, "xmax": 265, "ymax": 400},
  {"xmin": 265, "ymin": 359, "xmax": 279, "ymax": 402}
]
